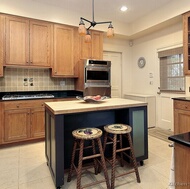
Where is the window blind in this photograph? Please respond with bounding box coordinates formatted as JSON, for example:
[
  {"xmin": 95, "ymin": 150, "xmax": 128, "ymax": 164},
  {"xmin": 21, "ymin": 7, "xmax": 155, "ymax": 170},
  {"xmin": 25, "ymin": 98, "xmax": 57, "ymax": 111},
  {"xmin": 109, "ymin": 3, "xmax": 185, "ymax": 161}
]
[{"xmin": 158, "ymin": 47, "xmax": 185, "ymax": 93}]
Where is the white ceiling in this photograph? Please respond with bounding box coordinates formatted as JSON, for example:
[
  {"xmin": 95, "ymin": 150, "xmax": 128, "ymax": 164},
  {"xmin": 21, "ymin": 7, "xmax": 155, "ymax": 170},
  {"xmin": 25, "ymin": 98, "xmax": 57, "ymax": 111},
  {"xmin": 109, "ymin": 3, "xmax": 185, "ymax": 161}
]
[{"xmin": 32, "ymin": 0, "xmax": 173, "ymax": 24}]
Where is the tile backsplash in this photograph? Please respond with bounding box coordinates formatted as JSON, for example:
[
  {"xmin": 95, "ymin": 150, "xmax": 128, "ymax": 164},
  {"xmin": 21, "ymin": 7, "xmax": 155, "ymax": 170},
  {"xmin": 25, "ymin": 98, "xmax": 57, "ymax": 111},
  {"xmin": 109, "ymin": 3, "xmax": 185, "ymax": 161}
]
[{"xmin": 0, "ymin": 68, "xmax": 75, "ymax": 92}]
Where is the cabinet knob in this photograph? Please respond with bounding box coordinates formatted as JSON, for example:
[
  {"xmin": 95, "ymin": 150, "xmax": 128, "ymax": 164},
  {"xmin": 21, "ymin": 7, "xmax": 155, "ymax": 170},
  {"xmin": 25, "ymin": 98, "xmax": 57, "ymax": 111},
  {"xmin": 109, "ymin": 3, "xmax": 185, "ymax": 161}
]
[
  {"xmin": 55, "ymin": 71, "xmax": 57, "ymax": 74},
  {"xmin": 16, "ymin": 105, "xmax": 19, "ymax": 108},
  {"xmin": 30, "ymin": 61, "xmax": 33, "ymax": 64}
]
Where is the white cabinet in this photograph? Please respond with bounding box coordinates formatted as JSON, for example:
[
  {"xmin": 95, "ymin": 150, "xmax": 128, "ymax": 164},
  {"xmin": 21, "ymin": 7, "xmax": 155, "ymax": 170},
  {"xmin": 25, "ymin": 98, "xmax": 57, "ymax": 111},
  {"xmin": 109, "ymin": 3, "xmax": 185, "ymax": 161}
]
[{"xmin": 124, "ymin": 94, "xmax": 156, "ymax": 128}]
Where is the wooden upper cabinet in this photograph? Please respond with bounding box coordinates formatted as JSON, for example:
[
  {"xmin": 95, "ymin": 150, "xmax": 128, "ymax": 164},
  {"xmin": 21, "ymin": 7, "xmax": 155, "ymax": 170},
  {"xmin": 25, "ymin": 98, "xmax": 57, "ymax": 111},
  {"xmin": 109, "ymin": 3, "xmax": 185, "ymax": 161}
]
[
  {"xmin": 5, "ymin": 15, "xmax": 52, "ymax": 67},
  {"xmin": 183, "ymin": 12, "xmax": 190, "ymax": 75},
  {"xmin": 6, "ymin": 16, "xmax": 30, "ymax": 66},
  {"xmin": 79, "ymin": 30, "xmax": 103, "ymax": 60},
  {"xmin": 0, "ymin": 15, "xmax": 5, "ymax": 77},
  {"xmin": 91, "ymin": 31, "xmax": 103, "ymax": 59},
  {"xmin": 29, "ymin": 20, "xmax": 52, "ymax": 67},
  {"xmin": 52, "ymin": 24, "xmax": 78, "ymax": 77}
]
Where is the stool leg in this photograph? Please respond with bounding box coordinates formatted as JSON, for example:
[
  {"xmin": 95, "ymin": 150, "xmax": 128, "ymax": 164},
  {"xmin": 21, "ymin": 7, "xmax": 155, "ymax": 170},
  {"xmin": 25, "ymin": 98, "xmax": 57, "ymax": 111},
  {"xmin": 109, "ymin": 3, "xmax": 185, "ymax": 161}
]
[
  {"xmin": 77, "ymin": 139, "xmax": 84, "ymax": 189},
  {"xmin": 127, "ymin": 133, "xmax": 141, "ymax": 183},
  {"xmin": 92, "ymin": 139, "xmax": 98, "ymax": 175},
  {"xmin": 119, "ymin": 134, "xmax": 124, "ymax": 167},
  {"xmin": 103, "ymin": 132, "xmax": 108, "ymax": 152},
  {"xmin": 67, "ymin": 139, "xmax": 78, "ymax": 182},
  {"xmin": 96, "ymin": 138, "xmax": 111, "ymax": 189},
  {"xmin": 111, "ymin": 134, "xmax": 117, "ymax": 189}
]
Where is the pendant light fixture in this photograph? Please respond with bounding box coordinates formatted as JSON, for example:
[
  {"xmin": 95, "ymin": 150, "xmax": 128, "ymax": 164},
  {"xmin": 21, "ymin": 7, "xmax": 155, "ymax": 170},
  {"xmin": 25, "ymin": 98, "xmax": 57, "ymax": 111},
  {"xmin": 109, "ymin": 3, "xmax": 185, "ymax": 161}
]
[{"xmin": 78, "ymin": 0, "xmax": 114, "ymax": 42}]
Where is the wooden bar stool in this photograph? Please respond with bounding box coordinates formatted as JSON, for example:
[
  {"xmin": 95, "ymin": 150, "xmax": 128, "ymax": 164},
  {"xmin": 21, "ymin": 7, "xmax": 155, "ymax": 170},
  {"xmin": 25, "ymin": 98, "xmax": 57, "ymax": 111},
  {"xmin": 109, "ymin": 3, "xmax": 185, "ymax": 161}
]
[
  {"xmin": 67, "ymin": 128, "xmax": 110, "ymax": 189},
  {"xmin": 103, "ymin": 124, "xmax": 141, "ymax": 189}
]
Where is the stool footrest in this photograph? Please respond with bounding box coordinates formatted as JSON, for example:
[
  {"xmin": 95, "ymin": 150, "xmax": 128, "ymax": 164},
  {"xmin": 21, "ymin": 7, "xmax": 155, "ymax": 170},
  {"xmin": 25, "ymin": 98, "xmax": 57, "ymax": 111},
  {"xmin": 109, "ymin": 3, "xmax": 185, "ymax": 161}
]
[
  {"xmin": 116, "ymin": 147, "xmax": 130, "ymax": 153},
  {"xmin": 115, "ymin": 169, "xmax": 137, "ymax": 179},
  {"xmin": 82, "ymin": 153, "xmax": 101, "ymax": 161}
]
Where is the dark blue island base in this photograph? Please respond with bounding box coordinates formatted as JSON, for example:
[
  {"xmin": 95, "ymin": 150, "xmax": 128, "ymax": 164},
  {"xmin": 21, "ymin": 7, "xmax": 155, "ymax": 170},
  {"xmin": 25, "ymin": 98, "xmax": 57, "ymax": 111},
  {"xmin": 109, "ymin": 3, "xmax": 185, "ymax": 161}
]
[{"xmin": 45, "ymin": 102, "xmax": 148, "ymax": 188}]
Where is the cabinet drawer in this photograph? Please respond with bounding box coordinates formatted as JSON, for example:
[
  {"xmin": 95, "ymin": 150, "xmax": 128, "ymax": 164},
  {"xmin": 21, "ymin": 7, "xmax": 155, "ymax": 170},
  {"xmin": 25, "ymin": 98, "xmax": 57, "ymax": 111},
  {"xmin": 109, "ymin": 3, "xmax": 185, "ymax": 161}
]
[
  {"xmin": 174, "ymin": 100, "xmax": 190, "ymax": 110},
  {"xmin": 3, "ymin": 99, "xmax": 53, "ymax": 110}
]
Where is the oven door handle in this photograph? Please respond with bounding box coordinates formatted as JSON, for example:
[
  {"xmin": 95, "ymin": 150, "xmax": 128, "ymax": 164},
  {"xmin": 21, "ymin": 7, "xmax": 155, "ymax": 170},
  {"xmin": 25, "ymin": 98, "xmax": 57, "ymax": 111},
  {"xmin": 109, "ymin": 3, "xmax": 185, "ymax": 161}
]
[{"xmin": 85, "ymin": 84, "xmax": 111, "ymax": 88}]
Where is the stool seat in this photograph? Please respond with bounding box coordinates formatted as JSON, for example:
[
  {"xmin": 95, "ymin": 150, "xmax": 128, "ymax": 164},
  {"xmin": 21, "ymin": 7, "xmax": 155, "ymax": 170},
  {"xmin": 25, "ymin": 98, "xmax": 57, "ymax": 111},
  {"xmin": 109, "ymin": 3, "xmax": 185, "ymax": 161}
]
[
  {"xmin": 104, "ymin": 124, "xmax": 131, "ymax": 134},
  {"xmin": 72, "ymin": 128, "xmax": 102, "ymax": 140}
]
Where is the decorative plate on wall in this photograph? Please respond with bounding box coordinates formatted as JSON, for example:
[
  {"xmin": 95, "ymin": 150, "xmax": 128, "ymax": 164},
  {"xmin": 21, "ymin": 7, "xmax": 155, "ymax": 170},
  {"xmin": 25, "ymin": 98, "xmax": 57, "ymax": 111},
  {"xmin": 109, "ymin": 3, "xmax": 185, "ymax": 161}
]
[{"xmin": 138, "ymin": 57, "xmax": 146, "ymax": 68}]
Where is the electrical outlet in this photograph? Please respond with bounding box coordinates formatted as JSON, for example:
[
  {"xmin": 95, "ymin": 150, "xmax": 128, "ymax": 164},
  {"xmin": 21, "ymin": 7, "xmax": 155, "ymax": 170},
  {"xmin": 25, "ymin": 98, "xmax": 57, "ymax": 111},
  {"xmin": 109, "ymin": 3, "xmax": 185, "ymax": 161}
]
[
  {"xmin": 24, "ymin": 82, "xmax": 28, "ymax": 86},
  {"xmin": 29, "ymin": 78, "xmax": 33, "ymax": 82}
]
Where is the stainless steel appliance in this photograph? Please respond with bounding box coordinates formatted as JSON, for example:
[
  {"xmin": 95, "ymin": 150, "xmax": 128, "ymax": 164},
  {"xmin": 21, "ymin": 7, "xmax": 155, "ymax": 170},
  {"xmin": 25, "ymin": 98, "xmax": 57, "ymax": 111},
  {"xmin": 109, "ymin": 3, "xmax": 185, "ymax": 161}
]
[{"xmin": 75, "ymin": 59, "xmax": 111, "ymax": 97}]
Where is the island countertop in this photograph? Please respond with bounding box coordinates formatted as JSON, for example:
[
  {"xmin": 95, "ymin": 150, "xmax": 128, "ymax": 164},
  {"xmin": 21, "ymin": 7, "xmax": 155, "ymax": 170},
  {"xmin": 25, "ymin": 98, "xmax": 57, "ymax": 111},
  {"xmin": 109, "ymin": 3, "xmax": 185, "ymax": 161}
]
[{"xmin": 45, "ymin": 98, "xmax": 147, "ymax": 115}]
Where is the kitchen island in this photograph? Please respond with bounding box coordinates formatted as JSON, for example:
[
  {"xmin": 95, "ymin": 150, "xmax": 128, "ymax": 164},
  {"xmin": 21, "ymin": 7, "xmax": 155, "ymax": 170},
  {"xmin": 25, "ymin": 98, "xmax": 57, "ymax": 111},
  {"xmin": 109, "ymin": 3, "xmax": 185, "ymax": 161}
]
[{"xmin": 45, "ymin": 98, "xmax": 148, "ymax": 188}]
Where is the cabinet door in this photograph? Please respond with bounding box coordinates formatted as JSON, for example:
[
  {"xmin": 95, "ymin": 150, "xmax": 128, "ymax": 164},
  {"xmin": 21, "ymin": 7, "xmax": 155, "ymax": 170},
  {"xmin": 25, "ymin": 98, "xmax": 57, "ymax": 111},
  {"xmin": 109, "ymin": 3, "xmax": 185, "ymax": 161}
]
[
  {"xmin": 174, "ymin": 108, "xmax": 190, "ymax": 134},
  {"xmin": 91, "ymin": 31, "xmax": 103, "ymax": 59},
  {"xmin": 52, "ymin": 24, "xmax": 76, "ymax": 77},
  {"xmin": 30, "ymin": 20, "xmax": 52, "ymax": 67},
  {"xmin": 183, "ymin": 12, "xmax": 190, "ymax": 75},
  {"xmin": 79, "ymin": 35, "xmax": 92, "ymax": 59},
  {"xmin": 5, "ymin": 16, "xmax": 29, "ymax": 65},
  {"xmin": 31, "ymin": 107, "xmax": 45, "ymax": 138},
  {"xmin": 4, "ymin": 109, "xmax": 30, "ymax": 142},
  {"xmin": 175, "ymin": 143, "xmax": 190, "ymax": 188},
  {"xmin": 79, "ymin": 30, "xmax": 103, "ymax": 60},
  {"xmin": 0, "ymin": 15, "xmax": 5, "ymax": 77}
]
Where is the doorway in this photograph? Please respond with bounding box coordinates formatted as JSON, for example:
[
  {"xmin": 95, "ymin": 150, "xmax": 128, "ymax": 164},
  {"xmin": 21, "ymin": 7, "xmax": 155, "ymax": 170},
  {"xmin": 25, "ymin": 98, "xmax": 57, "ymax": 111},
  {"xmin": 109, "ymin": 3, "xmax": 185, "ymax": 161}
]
[{"xmin": 103, "ymin": 51, "xmax": 122, "ymax": 98}]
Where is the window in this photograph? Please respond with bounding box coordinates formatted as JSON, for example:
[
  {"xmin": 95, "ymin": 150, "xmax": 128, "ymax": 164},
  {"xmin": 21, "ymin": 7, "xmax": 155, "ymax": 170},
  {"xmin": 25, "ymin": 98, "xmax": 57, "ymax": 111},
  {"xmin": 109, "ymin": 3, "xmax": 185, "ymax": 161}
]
[{"xmin": 158, "ymin": 47, "xmax": 185, "ymax": 93}]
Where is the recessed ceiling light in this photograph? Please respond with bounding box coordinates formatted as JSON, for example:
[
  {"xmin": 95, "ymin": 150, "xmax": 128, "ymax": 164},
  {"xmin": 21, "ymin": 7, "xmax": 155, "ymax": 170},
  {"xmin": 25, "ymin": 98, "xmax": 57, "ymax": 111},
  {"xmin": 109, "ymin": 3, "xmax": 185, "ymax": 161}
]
[{"xmin": 120, "ymin": 6, "xmax": 128, "ymax": 12}]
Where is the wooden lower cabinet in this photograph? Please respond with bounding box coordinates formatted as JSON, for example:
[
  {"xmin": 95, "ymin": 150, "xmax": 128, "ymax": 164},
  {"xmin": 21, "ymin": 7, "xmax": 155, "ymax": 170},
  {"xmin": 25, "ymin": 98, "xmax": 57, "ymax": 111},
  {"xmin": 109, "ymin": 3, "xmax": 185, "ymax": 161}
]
[
  {"xmin": 0, "ymin": 98, "xmax": 74, "ymax": 145},
  {"xmin": 175, "ymin": 143, "xmax": 190, "ymax": 189},
  {"xmin": 4, "ymin": 107, "xmax": 45, "ymax": 142},
  {"xmin": 1, "ymin": 100, "xmax": 49, "ymax": 145},
  {"xmin": 31, "ymin": 107, "xmax": 45, "ymax": 138},
  {"xmin": 4, "ymin": 108, "xmax": 30, "ymax": 142},
  {"xmin": 174, "ymin": 100, "xmax": 190, "ymax": 134}
]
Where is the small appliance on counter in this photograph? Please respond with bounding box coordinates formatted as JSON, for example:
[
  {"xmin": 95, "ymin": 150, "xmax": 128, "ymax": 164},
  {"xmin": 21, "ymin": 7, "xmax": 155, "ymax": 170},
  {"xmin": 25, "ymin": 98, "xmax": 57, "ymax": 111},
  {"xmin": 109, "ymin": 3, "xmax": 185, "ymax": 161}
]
[{"xmin": 75, "ymin": 59, "xmax": 111, "ymax": 97}]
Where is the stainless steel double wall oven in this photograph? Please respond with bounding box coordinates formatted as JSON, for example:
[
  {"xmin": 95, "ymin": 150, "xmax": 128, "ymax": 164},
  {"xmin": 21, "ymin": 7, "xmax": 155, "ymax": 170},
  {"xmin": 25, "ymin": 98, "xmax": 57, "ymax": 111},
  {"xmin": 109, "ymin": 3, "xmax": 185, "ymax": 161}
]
[{"xmin": 83, "ymin": 59, "xmax": 111, "ymax": 97}]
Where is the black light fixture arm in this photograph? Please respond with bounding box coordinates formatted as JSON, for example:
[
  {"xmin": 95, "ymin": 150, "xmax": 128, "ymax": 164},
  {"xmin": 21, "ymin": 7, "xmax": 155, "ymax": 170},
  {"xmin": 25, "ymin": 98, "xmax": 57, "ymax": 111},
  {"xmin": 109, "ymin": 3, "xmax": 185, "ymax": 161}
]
[{"xmin": 80, "ymin": 0, "xmax": 113, "ymax": 30}]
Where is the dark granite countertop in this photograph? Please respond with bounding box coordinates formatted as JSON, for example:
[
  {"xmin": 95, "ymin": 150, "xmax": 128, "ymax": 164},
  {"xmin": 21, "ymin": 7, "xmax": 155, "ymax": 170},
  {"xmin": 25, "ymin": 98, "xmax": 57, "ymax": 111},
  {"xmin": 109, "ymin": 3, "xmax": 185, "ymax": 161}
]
[
  {"xmin": 168, "ymin": 132, "xmax": 190, "ymax": 147},
  {"xmin": 0, "ymin": 90, "xmax": 83, "ymax": 101},
  {"xmin": 172, "ymin": 97, "xmax": 190, "ymax": 101}
]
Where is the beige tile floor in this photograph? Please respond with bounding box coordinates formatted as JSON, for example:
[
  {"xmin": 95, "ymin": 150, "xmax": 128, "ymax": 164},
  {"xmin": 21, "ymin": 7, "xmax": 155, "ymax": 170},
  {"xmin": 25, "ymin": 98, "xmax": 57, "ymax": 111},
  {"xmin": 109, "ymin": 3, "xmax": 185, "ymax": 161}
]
[{"xmin": 0, "ymin": 135, "xmax": 172, "ymax": 189}]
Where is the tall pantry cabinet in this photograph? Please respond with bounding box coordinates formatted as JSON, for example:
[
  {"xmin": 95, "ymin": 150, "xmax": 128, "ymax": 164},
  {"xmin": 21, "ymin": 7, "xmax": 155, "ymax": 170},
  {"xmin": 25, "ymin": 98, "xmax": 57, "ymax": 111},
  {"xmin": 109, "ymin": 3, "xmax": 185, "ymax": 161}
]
[{"xmin": 172, "ymin": 11, "xmax": 190, "ymax": 189}]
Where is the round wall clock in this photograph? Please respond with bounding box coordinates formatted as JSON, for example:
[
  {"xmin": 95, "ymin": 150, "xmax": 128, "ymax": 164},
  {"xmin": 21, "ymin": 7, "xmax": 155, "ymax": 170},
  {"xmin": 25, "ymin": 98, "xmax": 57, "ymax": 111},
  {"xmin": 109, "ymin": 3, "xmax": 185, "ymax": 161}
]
[{"xmin": 138, "ymin": 57, "xmax": 146, "ymax": 68}]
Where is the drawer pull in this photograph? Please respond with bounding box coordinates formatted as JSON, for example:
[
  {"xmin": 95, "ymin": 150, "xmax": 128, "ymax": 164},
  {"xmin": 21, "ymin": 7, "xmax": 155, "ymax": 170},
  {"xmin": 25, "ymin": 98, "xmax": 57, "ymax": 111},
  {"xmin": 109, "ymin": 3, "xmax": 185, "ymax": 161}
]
[{"xmin": 16, "ymin": 105, "xmax": 19, "ymax": 108}]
